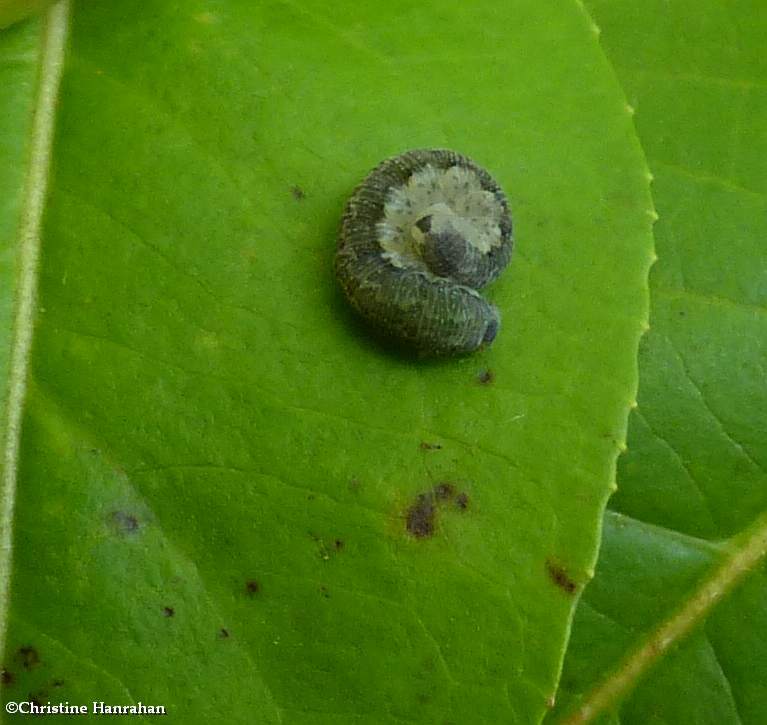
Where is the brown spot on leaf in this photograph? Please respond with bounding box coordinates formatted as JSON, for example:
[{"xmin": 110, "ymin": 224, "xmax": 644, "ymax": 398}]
[
  {"xmin": 405, "ymin": 482, "xmax": 473, "ymax": 538},
  {"xmin": 245, "ymin": 580, "xmax": 260, "ymax": 596},
  {"xmin": 1, "ymin": 669, "xmax": 13, "ymax": 684},
  {"xmin": 163, "ymin": 606, "xmax": 175, "ymax": 617},
  {"xmin": 406, "ymin": 493, "xmax": 437, "ymax": 538},
  {"xmin": 218, "ymin": 628, "xmax": 230, "ymax": 639},
  {"xmin": 16, "ymin": 646, "xmax": 40, "ymax": 670},
  {"xmin": 311, "ymin": 533, "xmax": 347, "ymax": 560},
  {"xmin": 109, "ymin": 511, "xmax": 139, "ymax": 534},
  {"xmin": 419, "ymin": 441, "xmax": 442, "ymax": 451},
  {"xmin": 433, "ymin": 482, "xmax": 455, "ymax": 500},
  {"xmin": 546, "ymin": 559, "xmax": 577, "ymax": 595},
  {"xmin": 477, "ymin": 369, "xmax": 495, "ymax": 385},
  {"xmin": 291, "ymin": 185, "xmax": 306, "ymax": 200}
]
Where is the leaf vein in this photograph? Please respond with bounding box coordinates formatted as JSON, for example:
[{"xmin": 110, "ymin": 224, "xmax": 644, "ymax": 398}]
[{"xmin": 0, "ymin": 0, "xmax": 70, "ymax": 670}]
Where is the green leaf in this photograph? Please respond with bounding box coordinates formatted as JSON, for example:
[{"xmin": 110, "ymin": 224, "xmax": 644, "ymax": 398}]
[
  {"xmin": 551, "ymin": 1, "xmax": 767, "ymax": 722},
  {"xmin": 0, "ymin": 1, "xmax": 53, "ymax": 30},
  {"xmin": 0, "ymin": 1, "xmax": 653, "ymax": 722}
]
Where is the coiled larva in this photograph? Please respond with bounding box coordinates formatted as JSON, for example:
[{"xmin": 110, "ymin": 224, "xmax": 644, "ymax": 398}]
[{"xmin": 335, "ymin": 148, "xmax": 513, "ymax": 356}]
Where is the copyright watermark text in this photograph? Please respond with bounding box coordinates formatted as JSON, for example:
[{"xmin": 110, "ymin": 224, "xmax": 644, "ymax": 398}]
[{"xmin": 5, "ymin": 701, "xmax": 166, "ymax": 716}]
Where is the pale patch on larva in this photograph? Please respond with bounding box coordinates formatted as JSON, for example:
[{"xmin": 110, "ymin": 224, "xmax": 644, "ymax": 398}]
[{"xmin": 378, "ymin": 165, "xmax": 504, "ymax": 270}]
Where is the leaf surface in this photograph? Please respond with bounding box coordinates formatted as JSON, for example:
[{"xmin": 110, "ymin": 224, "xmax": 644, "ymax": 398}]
[
  {"xmin": 0, "ymin": 1, "xmax": 52, "ymax": 30},
  {"xmin": 552, "ymin": 1, "xmax": 767, "ymax": 722},
  {"xmin": 0, "ymin": 1, "xmax": 653, "ymax": 722}
]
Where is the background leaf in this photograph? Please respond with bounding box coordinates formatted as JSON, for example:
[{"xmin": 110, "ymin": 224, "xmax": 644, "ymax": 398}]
[
  {"xmin": 551, "ymin": 1, "xmax": 767, "ymax": 722},
  {"xmin": 0, "ymin": 1, "xmax": 53, "ymax": 30},
  {"xmin": 0, "ymin": 1, "xmax": 654, "ymax": 722}
]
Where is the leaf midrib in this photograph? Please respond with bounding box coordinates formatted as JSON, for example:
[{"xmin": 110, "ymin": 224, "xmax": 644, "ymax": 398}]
[
  {"xmin": 0, "ymin": 0, "xmax": 69, "ymax": 662},
  {"xmin": 558, "ymin": 510, "xmax": 767, "ymax": 724}
]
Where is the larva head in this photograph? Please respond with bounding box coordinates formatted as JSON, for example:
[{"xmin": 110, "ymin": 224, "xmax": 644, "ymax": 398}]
[
  {"xmin": 412, "ymin": 210, "xmax": 473, "ymax": 281},
  {"xmin": 335, "ymin": 148, "xmax": 513, "ymax": 357}
]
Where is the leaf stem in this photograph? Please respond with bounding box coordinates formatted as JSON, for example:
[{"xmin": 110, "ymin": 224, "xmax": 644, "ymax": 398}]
[{"xmin": 560, "ymin": 510, "xmax": 767, "ymax": 723}]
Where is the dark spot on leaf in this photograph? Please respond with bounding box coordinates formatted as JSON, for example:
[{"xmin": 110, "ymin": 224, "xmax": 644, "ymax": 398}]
[
  {"xmin": 16, "ymin": 646, "xmax": 40, "ymax": 670},
  {"xmin": 546, "ymin": 559, "xmax": 577, "ymax": 594},
  {"xmin": 218, "ymin": 628, "xmax": 230, "ymax": 639},
  {"xmin": 29, "ymin": 694, "xmax": 42, "ymax": 707},
  {"xmin": 245, "ymin": 580, "xmax": 261, "ymax": 597},
  {"xmin": 477, "ymin": 368, "xmax": 495, "ymax": 385},
  {"xmin": 291, "ymin": 185, "xmax": 306, "ymax": 200},
  {"xmin": 405, "ymin": 482, "xmax": 472, "ymax": 538},
  {"xmin": 319, "ymin": 585, "xmax": 330, "ymax": 599},
  {"xmin": 419, "ymin": 441, "xmax": 442, "ymax": 451},
  {"xmin": 348, "ymin": 477, "xmax": 361, "ymax": 492},
  {"xmin": 406, "ymin": 493, "xmax": 437, "ymax": 538},
  {"xmin": 109, "ymin": 511, "xmax": 139, "ymax": 534},
  {"xmin": 307, "ymin": 493, "xmax": 315, "ymax": 501},
  {"xmin": 51, "ymin": 679, "xmax": 64, "ymax": 688},
  {"xmin": 433, "ymin": 482, "xmax": 455, "ymax": 500},
  {"xmin": 311, "ymin": 532, "xmax": 345, "ymax": 560},
  {"xmin": 162, "ymin": 606, "xmax": 175, "ymax": 617},
  {"xmin": 1, "ymin": 669, "xmax": 13, "ymax": 684}
]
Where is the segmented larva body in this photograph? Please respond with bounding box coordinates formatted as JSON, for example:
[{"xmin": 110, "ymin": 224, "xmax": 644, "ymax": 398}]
[{"xmin": 335, "ymin": 149, "xmax": 513, "ymax": 356}]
